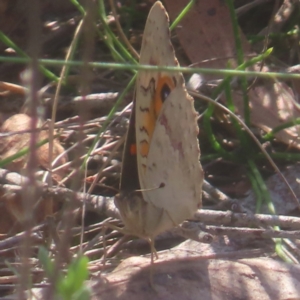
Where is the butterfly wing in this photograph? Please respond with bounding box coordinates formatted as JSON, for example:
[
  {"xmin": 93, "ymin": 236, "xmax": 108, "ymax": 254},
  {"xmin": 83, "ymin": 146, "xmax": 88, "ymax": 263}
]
[
  {"xmin": 134, "ymin": 2, "xmax": 203, "ymax": 233},
  {"xmin": 144, "ymin": 79, "xmax": 203, "ymax": 227},
  {"xmin": 135, "ymin": 1, "xmax": 180, "ymax": 190},
  {"xmin": 119, "ymin": 100, "xmax": 140, "ymax": 193}
]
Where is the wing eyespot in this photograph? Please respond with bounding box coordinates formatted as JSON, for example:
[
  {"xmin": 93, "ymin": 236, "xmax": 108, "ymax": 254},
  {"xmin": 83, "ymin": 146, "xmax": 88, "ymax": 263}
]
[{"xmin": 160, "ymin": 83, "xmax": 171, "ymax": 102}]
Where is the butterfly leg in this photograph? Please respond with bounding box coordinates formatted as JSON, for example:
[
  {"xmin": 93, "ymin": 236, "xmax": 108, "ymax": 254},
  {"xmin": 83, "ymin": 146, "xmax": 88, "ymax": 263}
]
[{"xmin": 147, "ymin": 236, "xmax": 160, "ymax": 288}]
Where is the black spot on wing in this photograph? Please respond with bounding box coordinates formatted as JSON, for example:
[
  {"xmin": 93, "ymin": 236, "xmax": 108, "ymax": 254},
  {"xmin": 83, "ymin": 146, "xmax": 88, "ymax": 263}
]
[{"xmin": 160, "ymin": 83, "xmax": 171, "ymax": 102}]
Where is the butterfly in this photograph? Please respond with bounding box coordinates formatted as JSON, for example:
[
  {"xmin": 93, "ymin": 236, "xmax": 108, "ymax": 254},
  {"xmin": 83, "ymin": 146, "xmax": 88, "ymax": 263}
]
[{"xmin": 114, "ymin": 0, "xmax": 203, "ymax": 261}]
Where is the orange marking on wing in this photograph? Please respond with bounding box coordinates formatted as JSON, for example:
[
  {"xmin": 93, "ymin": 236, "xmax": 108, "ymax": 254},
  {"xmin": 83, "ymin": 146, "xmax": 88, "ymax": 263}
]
[
  {"xmin": 140, "ymin": 140, "xmax": 149, "ymax": 157},
  {"xmin": 139, "ymin": 75, "xmax": 176, "ymax": 157},
  {"xmin": 130, "ymin": 143, "xmax": 137, "ymax": 156}
]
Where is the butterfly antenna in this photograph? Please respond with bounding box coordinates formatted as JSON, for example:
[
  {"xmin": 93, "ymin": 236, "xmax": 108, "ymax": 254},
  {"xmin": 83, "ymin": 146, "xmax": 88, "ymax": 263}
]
[{"xmin": 137, "ymin": 182, "xmax": 165, "ymax": 193}]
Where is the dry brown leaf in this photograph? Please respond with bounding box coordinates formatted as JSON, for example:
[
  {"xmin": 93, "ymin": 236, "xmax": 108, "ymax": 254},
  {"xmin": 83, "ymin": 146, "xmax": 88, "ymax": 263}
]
[
  {"xmin": 91, "ymin": 240, "xmax": 300, "ymax": 300},
  {"xmin": 0, "ymin": 0, "xmax": 8, "ymax": 15},
  {"xmin": 164, "ymin": 0, "xmax": 300, "ymax": 148},
  {"xmin": 164, "ymin": 0, "xmax": 253, "ymax": 77},
  {"xmin": 0, "ymin": 114, "xmax": 68, "ymax": 234},
  {"xmin": 0, "ymin": 114, "xmax": 67, "ymax": 178}
]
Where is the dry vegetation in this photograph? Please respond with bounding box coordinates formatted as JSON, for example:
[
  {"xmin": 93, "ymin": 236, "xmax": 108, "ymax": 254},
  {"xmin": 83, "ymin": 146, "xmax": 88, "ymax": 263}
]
[{"xmin": 1, "ymin": 0, "xmax": 300, "ymax": 299}]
